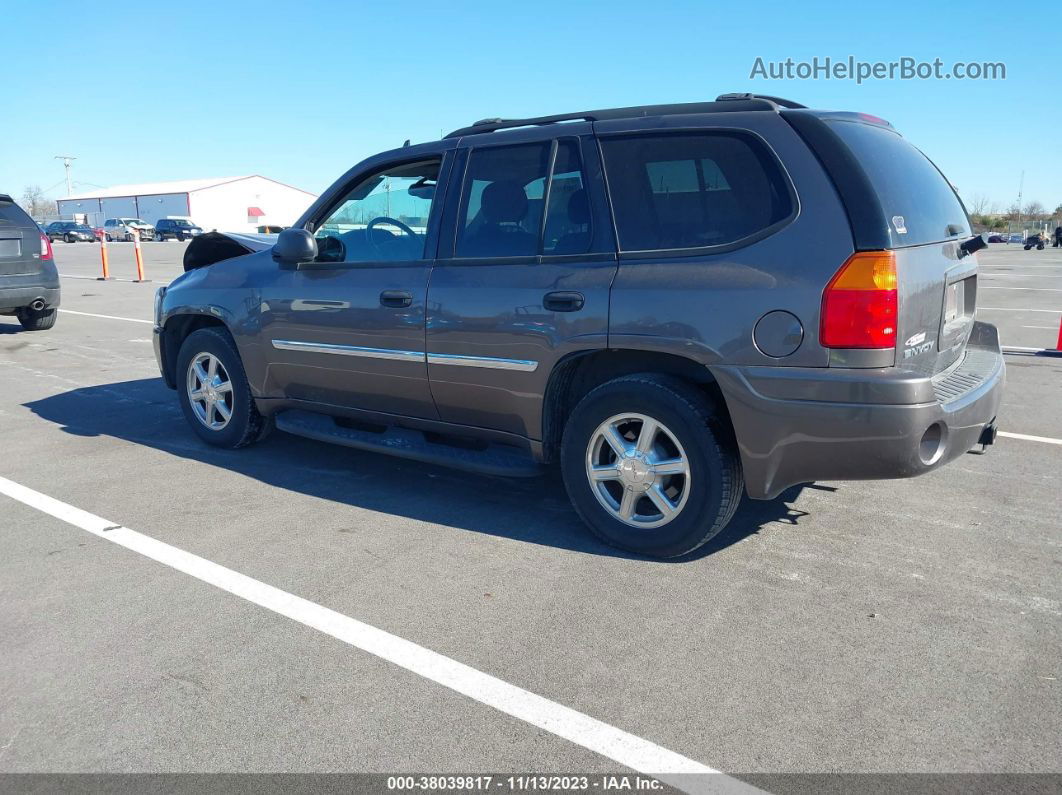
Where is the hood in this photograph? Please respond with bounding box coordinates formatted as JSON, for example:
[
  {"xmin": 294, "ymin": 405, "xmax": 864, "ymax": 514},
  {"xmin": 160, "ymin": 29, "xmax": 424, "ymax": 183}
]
[{"xmin": 183, "ymin": 230, "xmax": 278, "ymax": 271}]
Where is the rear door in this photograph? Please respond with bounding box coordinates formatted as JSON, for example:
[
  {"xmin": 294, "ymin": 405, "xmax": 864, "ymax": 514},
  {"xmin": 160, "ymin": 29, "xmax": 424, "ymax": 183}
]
[
  {"xmin": 425, "ymin": 124, "xmax": 617, "ymax": 439},
  {"xmin": 821, "ymin": 119, "xmax": 977, "ymax": 375},
  {"xmin": 0, "ymin": 197, "xmax": 43, "ymax": 277}
]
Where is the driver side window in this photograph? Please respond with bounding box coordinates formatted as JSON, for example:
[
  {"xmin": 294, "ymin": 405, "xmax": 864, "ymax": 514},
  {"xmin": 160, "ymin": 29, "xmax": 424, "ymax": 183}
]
[{"xmin": 314, "ymin": 158, "xmax": 440, "ymax": 263}]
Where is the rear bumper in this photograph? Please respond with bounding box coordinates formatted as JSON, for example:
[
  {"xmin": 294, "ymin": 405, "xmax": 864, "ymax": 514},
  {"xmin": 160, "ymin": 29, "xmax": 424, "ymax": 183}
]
[
  {"xmin": 713, "ymin": 321, "xmax": 1006, "ymax": 500},
  {"xmin": 0, "ymin": 283, "xmax": 61, "ymax": 312}
]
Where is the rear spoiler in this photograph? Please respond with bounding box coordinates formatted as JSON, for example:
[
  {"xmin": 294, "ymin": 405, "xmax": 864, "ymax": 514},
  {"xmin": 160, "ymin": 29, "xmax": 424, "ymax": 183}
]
[{"xmin": 183, "ymin": 231, "xmax": 277, "ymax": 271}]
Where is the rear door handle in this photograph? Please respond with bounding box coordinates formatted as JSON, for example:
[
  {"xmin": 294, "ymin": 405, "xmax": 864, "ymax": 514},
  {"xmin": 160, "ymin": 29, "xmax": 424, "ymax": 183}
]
[
  {"xmin": 543, "ymin": 291, "xmax": 585, "ymax": 312},
  {"xmin": 380, "ymin": 290, "xmax": 413, "ymax": 308}
]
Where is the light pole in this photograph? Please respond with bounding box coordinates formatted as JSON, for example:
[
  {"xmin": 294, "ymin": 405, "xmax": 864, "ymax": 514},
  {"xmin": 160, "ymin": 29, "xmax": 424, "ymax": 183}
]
[{"xmin": 54, "ymin": 155, "xmax": 77, "ymax": 196}]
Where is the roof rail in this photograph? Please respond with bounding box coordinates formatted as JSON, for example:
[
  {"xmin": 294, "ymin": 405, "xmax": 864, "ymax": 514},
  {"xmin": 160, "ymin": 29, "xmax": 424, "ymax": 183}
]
[
  {"xmin": 444, "ymin": 96, "xmax": 790, "ymax": 138},
  {"xmin": 715, "ymin": 92, "xmax": 807, "ymax": 109}
]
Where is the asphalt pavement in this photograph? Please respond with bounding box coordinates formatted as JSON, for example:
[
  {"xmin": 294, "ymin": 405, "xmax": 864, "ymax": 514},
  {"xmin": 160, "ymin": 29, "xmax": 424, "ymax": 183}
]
[{"xmin": 0, "ymin": 240, "xmax": 1058, "ymax": 787}]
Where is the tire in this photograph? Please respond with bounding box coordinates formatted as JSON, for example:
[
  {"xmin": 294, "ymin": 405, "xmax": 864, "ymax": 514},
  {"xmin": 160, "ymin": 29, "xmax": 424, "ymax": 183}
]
[
  {"xmin": 105, "ymin": 234, "xmax": 112, "ymax": 242},
  {"xmin": 175, "ymin": 327, "xmax": 268, "ymax": 449},
  {"xmin": 1037, "ymin": 244, "xmax": 1044, "ymax": 250},
  {"xmin": 560, "ymin": 373, "xmax": 743, "ymax": 558},
  {"xmin": 1024, "ymin": 245, "xmax": 1031, "ymax": 250},
  {"xmin": 16, "ymin": 306, "xmax": 57, "ymax": 331},
  {"xmin": 65, "ymin": 234, "xmax": 75, "ymax": 243}
]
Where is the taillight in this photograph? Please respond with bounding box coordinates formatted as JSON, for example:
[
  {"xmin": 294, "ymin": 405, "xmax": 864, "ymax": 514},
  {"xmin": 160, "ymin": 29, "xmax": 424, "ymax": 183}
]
[
  {"xmin": 821, "ymin": 251, "xmax": 897, "ymax": 348},
  {"xmin": 39, "ymin": 233, "xmax": 54, "ymax": 261}
]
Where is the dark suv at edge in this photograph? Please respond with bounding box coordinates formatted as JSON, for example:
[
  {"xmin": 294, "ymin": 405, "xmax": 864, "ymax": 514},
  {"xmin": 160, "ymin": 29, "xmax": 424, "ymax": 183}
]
[
  {"xmin": 153, "ymin": 94, "xmax": 1004, "ymax": 558},
  {"xmin": 1, "ymin": 195, "xmax": 60, "ymax": 330}
]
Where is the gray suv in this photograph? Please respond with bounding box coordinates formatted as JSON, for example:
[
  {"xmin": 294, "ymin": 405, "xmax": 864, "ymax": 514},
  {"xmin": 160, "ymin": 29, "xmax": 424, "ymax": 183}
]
[
  {"xmin": 1, "ymin": 194, "xmax": 60, "ymax": 331},
  {"xmin": 154, "ymin": 95, "xmax": 1004, "ymax": 558}
]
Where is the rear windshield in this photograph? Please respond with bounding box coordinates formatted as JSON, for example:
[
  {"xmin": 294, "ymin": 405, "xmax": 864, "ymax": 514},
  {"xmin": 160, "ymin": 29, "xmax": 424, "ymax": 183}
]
[
  {"xmin": 826, "ymin": 120, "xmax": 970, "ymax": 247},
  {"xmin": 0, "ymin": 200, "xmax": 34, "ymax": 227}
]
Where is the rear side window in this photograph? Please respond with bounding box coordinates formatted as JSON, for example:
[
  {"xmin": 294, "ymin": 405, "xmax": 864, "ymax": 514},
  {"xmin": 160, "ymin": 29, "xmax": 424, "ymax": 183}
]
[
  {"xmin": 826, "ymin": 121, "xmax": 970, "ymax": 247},
  {"xmin": 457, "ymin": 143, "xmax": 550, "ymax": 258},
  {"xmin": 600, "ymin": 132, "xmax": 793, "ymax": 252},
  {"xmin": 0, "ymin": 199, "xmax": 34, "ymax": 227}
]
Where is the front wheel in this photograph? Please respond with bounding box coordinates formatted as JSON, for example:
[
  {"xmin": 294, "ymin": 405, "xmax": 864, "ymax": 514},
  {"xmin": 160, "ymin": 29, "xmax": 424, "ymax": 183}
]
[
  {"xmin": 176, "ymin": 327, "xmax": 269, "ymax": 448},
  {"xmin": 560, "ymin": 374, "xmax": 743, "ymax": 558},
  {"xmin": 105, "ymin": 234, "xmax": 112, "ymax": 242}
]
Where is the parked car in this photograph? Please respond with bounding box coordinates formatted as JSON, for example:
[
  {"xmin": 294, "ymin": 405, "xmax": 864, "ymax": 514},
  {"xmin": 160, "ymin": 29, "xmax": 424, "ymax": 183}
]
[
  {"xmin": 0, "ymin": 194, "xmax": 60, "ymax": 330},
  {"xmin": 987, "ymin": 233, "xmax": 1005, "ymax": 243},
  {"xmin": 1023, "ymin": 234, "xmax": 1046, "ymax": 250},
  {"xmin": 155, "ymin": 218, "xmax": 204, "ymax": 241},
  {"xmin": 154, "ymin": 94, "xmax": 1004, "ymax": 558},
  {"xmin": 1007, "ymin": 234, "xmax": 1024, "ymax": 243},
  {"xmin": 44, "ymin": 221, "xmax": 96, "ymax": 243},
  {"xmin": 103, "ymin": 218, "xmax": 155, "ymax": 241}
]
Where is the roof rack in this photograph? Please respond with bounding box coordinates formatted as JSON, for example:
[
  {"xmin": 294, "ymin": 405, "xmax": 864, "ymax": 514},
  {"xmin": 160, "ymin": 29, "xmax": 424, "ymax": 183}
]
[{"xmin": 444, "ymin": 94, "xmax": 807, "ymax": 138}]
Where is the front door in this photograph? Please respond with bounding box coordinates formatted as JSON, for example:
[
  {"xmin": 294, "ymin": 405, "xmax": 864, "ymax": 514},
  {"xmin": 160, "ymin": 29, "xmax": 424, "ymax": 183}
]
[
  {"xmin": 426, "ymin": 128, "xmax": 617, "ymax": 440},
  {"xmin": 260, "ymin": 152, "xmax": 451, "ymax": 419}
]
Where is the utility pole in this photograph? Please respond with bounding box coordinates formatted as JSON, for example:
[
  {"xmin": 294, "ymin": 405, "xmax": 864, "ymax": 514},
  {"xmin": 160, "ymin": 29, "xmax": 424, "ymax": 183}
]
[
  {"xmin": 54, "ymin": 155, "xmax": 77, "ymax": 196},
  {"xmin": 1016, "ymin": 169, "xmax": 1024, "ymax": 231}
]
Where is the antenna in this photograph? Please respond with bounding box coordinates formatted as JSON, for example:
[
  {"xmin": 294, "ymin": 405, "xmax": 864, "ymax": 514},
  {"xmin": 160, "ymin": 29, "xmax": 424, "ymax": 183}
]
[{"xmin": 54, "ymin": 155, "xmax": 77, "ymax": 196}]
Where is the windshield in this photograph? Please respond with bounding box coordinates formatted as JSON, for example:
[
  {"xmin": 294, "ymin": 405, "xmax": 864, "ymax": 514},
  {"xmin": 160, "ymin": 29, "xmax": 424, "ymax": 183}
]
[{"xmin": 826, "ymin": 120, "xmax": 971, "ymax": 247}]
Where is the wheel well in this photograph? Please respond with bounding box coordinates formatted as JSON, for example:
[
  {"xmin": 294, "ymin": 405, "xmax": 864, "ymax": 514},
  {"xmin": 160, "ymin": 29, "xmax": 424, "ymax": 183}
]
[
  {"xmin": 159, "ymin": 314, "xmax": 228, "ymax": 388},
  {"xmin": 541, "ymin": 349, "xmax": 732, "ymax": 463}
]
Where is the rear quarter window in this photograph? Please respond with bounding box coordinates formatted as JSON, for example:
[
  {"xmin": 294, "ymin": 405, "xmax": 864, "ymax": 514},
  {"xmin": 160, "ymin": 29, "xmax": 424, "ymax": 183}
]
[
  {"xmin": 599, "ymin": 132, "xmax": 793, "ymax": 253},
  {"xmin": 826, "ymin": 120, "xmax": 970, "ymax": 247}
]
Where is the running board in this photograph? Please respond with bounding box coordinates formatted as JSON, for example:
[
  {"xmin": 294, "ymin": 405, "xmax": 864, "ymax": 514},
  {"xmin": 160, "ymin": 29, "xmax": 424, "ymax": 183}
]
[{"xmin": 274, "ymin": 409, "xmax": 541, "ymax": 478}]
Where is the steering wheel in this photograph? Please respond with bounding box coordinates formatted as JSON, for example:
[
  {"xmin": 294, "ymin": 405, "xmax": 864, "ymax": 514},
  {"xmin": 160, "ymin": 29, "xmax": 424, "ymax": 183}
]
[{"xmin": 365, "ymin": 216, "xmax": 418, "ymax": 255}]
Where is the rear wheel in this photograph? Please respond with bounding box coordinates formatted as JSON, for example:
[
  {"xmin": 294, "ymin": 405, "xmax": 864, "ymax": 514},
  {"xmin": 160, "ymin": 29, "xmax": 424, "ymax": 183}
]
[
  {"xmin": 105, "ymin": 234, "xmax": 113, "ymax": 242},
  {"xmin": 64, "ymin": 234, "xmax": 75, "ymax": 243},
  {"xmin": 560, "ymin": 374, "xmax": 743, "ymax": 558},
  {"xmin": 16, "ymin": 306, "xmax": 57, "ymax": 331},
  {"xmin": 176, "ymin": 327, "xmax": 269, "ymax": 448}
]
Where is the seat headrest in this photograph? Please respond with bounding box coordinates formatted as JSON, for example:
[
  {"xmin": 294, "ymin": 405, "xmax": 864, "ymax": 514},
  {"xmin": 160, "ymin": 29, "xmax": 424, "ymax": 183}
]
[
  {"xmin": 481, "ymin": 181, "xmax": 528, "ymax": 224},
  {"xmin": 567, "ymin": 189, "xmax": 589, "ymax": 225}
]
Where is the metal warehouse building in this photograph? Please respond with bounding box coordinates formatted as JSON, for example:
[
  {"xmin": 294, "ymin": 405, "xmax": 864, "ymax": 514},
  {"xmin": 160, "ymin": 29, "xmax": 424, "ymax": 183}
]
[{"xmin": 55, "ymin": 175, "xmax": 317, "ymax": 233}]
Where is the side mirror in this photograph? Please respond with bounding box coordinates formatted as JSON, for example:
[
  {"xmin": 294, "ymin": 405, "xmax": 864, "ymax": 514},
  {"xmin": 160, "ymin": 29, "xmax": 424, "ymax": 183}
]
[
  {"xmin": 273, "ymin": 228, "xmax": 317, "ymax": 265},
  {"xmin": 958, "ymin": 234, "xmax": 988, "ymax": 259}
]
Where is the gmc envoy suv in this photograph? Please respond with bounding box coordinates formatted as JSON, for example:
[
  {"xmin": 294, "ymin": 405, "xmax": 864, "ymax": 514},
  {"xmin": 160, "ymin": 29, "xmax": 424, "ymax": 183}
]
[{"xmin": 153, "ymin": 94, "xmax": 1004, "ymax": 558}]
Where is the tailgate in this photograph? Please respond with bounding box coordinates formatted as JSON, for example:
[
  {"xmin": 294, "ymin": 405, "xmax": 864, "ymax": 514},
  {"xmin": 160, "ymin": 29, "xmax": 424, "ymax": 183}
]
[
  {"xmin": 0, "ymin": 198, "xmax": 43, "ymax": 277},
  {"xmin": 894, "ymin": 242, "xmax": 978, "ymax": 376}
]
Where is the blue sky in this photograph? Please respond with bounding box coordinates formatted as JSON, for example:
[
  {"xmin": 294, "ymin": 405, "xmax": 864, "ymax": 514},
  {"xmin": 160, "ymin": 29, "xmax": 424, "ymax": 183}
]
[{"xmin": 3, "ymin": 0, "xmax": 1056, "ymax": 213}]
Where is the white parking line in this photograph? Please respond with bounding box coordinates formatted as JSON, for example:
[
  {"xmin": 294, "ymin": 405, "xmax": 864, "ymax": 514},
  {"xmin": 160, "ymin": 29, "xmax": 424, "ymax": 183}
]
[
  {"xmin": 998, "ymin": 431, "xmax": 1062, "ymax": 446},
  {"xmin": 57, "ymin": 309, "xmax": 153, "ymax": 325},
  {"xmin": 978, "ymin": 287, "xmax": 1062, "ymax": 292},
  {"xmin": 978, "ymin": 307, "xmax": 1061, "ymax": 313},
  {"xmin": 60, "ymin": 274, "xmax": 169, "ymax": 285},
  {"xmin": 0, "ymin": 475, "xmax": 755, "ymax": 794},
  {"xmin": 980, "ymin": 274, "xmax": 1062, "ymax": 279}
]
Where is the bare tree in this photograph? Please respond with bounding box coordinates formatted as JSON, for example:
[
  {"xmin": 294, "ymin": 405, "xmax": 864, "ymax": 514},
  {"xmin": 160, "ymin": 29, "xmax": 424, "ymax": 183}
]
[
  {"xmin": 21, "ymin": 186, "xmax": 56, "ymax": 219},
  {"xmin": 1023, "ymin": 200, "xmax": 1045, "ymax": 220},
  {"xmin": 965, "ymin": 192, "xmax": 992, "ymax": 216}
]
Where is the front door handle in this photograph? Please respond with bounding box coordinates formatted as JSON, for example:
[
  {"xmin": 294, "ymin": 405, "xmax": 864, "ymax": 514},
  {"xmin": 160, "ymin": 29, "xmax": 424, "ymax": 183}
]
[
  {"xmin": 380, "ymin": 290, "xmax": 413, "ymax": 308},
  {"xmin": 543, "ymin": 291, "xmax": 585, "ymax": 312}
]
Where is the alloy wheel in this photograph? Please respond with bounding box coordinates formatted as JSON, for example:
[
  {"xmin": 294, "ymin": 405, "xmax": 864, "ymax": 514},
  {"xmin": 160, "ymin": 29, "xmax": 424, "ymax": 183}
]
[
  {"xmin": 585, "ymin": 412, "xmax": 691, "ymax": 529},
  {"xmin": 186, "ymin": 352, "xmax": 234, "ymax": 430}
]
